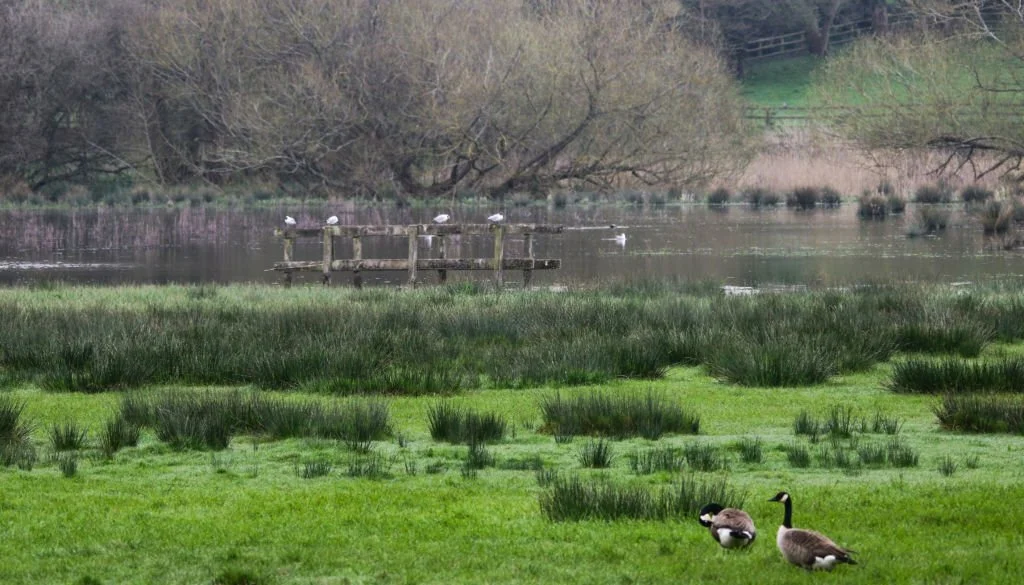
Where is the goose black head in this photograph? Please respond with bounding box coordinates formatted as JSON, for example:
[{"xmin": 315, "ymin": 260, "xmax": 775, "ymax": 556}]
[
  {"xmin": 698, "ymin": 503, "xmax": 725, "ymax": 527},
  {"xmin": 768, "ymin": 491, "xmax": 790, "ymax": 503}
]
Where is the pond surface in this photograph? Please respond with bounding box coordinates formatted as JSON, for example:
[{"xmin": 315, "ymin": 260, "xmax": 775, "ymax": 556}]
[{"xmin": 1, "ymin": 203, "xmax": 1022, "ymax": 287}]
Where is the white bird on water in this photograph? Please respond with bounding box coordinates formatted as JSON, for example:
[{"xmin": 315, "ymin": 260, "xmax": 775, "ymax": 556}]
[
  {"xmin": 284, "ymin": 216, "xmax": 296, "ymax": 226},
  {"xmin": 487, "ymin": 213, "xmax": 504, "ymax": 223},
  {"xmin": 326, "ymin": 215, "xmax": 339, "ymax": 225},
  {"xmin": 433, "ymin": 214, "xmax": 450, "ymax": 224},
  {"xmin": 614, "ymin": 233, "xmax": 626, "ymax": 246}
]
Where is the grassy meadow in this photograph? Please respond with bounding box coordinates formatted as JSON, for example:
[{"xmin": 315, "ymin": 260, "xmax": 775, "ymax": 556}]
[{"xmin": 1, "ymin": 283, "xmax": 1024, "ymax": 584}]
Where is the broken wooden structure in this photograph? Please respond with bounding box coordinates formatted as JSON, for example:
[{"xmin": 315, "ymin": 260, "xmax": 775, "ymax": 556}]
[{"xmin": 272, "ymin": 223, "xmax": 563, "ymax": 288}]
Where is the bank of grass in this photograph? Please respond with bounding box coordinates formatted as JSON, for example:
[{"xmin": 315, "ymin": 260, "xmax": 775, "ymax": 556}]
[
  {"xmin": 6, "ymin": 282, "xmax": 1024, "ymax": 393},
  {"xmin": 0, "ymin": 358, "xmax": 1022, "ymax": 584}
]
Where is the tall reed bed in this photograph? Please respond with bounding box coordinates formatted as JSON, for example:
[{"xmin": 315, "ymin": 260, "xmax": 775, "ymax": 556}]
[
  {"xmin": 888, "ymin": 358, "xmax": 1024, "ymax": 394},
  {"xmin": 539, "ymin": 391, "xmax": 700, "ymax": 439},
  {"xmin": 934, "ymin": 394, "xmax": 1024, "ymax": 433},
  {"xmin": 2, "ymin": 283, "xmax": 1024, "ymax": 392},
  {"xmin": 119, "ymin": 391, "xmax": 391, "ymax": 450},
  {"xmin": 539, "ymin": 474, "xmax": 743, "ymax": 522}
]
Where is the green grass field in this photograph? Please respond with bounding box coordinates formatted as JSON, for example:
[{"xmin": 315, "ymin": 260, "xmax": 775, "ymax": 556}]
[
  {"xmin": 741, "ymin": 55, "xmax": 822, "ymax": 108},
  {"xmin": 2, "ymin": 359, "xmax": 1023, "ymax": 583}
]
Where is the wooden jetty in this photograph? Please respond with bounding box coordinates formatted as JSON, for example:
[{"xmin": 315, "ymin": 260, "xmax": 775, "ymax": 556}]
[{"xmin": 273, "ymin": 223, "xmax": 563, "ymax": 288}]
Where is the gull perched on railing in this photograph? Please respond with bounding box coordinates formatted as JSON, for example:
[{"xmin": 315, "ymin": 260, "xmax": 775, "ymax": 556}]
[
  {"xmin": 326, "ymin": 215, "xmax": 339, "ymax": 225},
  {"xmin": 433, "ymin": 214, "xmax": 450, "ymax": 224},
  {"xmin": 487, "ymin": 213, "xmax": 504, "ymax": 223},
  {"xmin": 284, "ymin": 216, "xmax": 296, "ymax": 226}
]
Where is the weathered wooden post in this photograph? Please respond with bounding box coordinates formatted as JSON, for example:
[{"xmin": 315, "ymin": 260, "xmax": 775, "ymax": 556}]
[
  {"xmin": 523, "ymin": 231, "xmax": 534, "ymax": 288},
  {"xmin": 352, "ymin": 235, "xmax": 363, "ymax": 289},
  {"xmin": 407, "ymin": 225, "xmax": 419, "ymax": 288},
  {"xmin": 321, "ymin": 227, "xmax": 333, "ymax": 286},
  {"xmin": 492, "ymin": 224, "xmax": 505, "ymax": 289},
  {"xmin": 283, "ymin": 234, "xmax": 294, "ymax": 288},
  {"xmin": 438, "ymin": 234, "xmax": 448, "ymax": 284}
]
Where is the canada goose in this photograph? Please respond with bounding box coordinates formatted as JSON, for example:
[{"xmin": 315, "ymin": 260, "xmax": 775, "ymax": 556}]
[
  {"xmin": 698, "ymin": 503, "xmax": 756, "ymax": 549},
  {"xmin": 768, "ymin": 491, "xmax": 856, "ymax": 571},
  {"xmin": 487, "ymin": 213, "xmax": 504, "ymax": 223},
  {"xmin": 326, "ymin": 215, "xmax": 339, "ymax": 225},
  {"xmin": 433, "ymin": 214, "xmax": 450, "ymax": 224},
  {"xmin": 284, "ymin": 216, "xmax": 296, "ymax": 226}
]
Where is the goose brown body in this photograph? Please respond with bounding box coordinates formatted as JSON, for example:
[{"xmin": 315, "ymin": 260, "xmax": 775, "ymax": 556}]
[
  {"xmin": 769, "ymin": 492, "xmax": 856, "ymax": 571},
  {"xmin": 698, "ymin": 503, "xmax": 757, "ymax": 549}
]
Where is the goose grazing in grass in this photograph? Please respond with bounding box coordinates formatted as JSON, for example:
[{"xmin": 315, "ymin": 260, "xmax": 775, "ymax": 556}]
[
  {"xmin": 487, "ymin": 213, "xmax": 504, "ymax": 223},
  {"xmin": 284, "ymin": 216, "xmax": 296, "ymax": 226},
  {"xmin": 699, "ymin": 503, "xmax": 756, "ymax": 549},
  {"xmin": 433, "ymin": 214, "xmax": 450, "ymax": 224},
  {"xmin": 326, "ymin": 215, "xmax": 339, "ymax": 225},
  {"xmin": 769, "ymin": 491, "xmax": 856, "ymax": 571}
]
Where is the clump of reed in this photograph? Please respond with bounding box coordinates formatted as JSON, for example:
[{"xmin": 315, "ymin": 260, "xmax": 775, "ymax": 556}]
[
  {"xmin": 426, "ymin": 401, "xmax": 507, "ymax": 444},
  {"xmin": 907, "ymin": 206, "xmax": 951, "ymax": 236},
  {"xmin": 119, "ymin": 391, "xmax": 392, "ymax": 451},
  {"xmin": 628, "ymin": 446, "xmax": 684, "ymax": 475},
  {"xmin": 787, "ymin": 186, "xmax": 821, "ymax": 209},
  {"xmin": 683, "ymin": 442, "xmax": 727, "ymax": 472},
  {"xmin": 937, "ymin": 455, "xmax": 958, "ymax": 477},
  {"xmin": 934, "ymin": 394, "xmax": 1024, "ymax": 433},
  {"xmin": 894, "ymin": 316, "xmax": 991, "ymax": 357},
  {"xmin": 977, "ymin": 199, "xmax": 1014, "ymax": 235},
  {"xmin": 49, "ymin": 421, "xmax": 88, "ymax": 451},
  {"xmin": 821, "ymin": 187, "xmax": 842, "ymax": 207},
  {"xmin": 578, "ymin": 439, "xmax": 615, "ymax": 468},
  {"xmin": 858, "ymin": 192, "xmax": 889, "ymax": 219},
  {"xmin": 706, "ymin": 187, "xmax": 731, "ymax": 206},
  {"xmin": 99, "ymin": 414, "xmax": 141, "ymax": 457},
  {"xmin": 742, "ymin": 186, "xmax": 781, "ymax": 207},
  {"xmin": 0, "ymin": 395, "xmax": 35, "ymax": 468},
  {"xmin": 539, "ymin": 473, "xmax": 743, "ymax": 522},
  {"xmin": 707, "ymin": 330, "xmax": 838, "ymax": 387},
  {"xmin": 736, "ymin": 437, "xmax": 763, "ymax": 464},
  {"xmin": 914, "ymin": 182, "xmax": 954, "ymax": 204},
  {"xmin": 297, "ymin": 459, "xmax": 333, "ymax": 479},
  {"xmin": 539, "ymin": 391, "xmax": 699, "ymax": 440},
  {"xmin": 345, "ymin": 452, "xmax": 393, "ymax": 479},
  {"xmin": 888, "ymin": 357, "xmax": 1024, "ymax": 394},
  {"xmin": 961, "ymin": 185, "xmax": 994, "ymax": 205}
]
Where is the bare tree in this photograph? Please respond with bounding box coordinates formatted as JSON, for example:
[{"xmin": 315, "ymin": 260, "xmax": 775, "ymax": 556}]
[
  {"xmin": 120, "ymin": 0, "xmax": 752, "ymax": 197},
  {"xmin": 813, "ymin": 1, "xmax": 1024, "ymax": 180}
]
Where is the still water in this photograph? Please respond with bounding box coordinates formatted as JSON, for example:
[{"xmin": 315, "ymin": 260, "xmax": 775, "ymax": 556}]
[{"xmin": 1, "ymin": 203, "xmax": 1022, "ymax": 287}]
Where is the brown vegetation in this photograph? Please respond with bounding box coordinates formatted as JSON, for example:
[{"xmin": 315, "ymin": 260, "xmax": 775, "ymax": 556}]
[{"xmin": 0, "ymin": 0, "xmax": 752, "ymax": 199}]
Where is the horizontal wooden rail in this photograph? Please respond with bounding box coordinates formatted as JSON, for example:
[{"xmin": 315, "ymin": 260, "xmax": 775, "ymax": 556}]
[
  {"xmin": 273, "ymin": 258, "xmax": 561, "ymax": 272},
  {"xmin": 275, "ymin": 223, "xmax": 564, "ymax": 238}
]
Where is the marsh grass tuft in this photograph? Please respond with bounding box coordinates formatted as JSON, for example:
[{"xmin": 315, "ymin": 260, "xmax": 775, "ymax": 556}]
[
  {"xmin": 683, "ymin": 442, "xmax": 727, "ymax": 472},
  {"xmin": 427, "ymin": 401, "xmax": 506, "ymax": 444},
  {"xmin": 578, "ymin": 439, "xmax": 615, "ymax": 468},
  {"xmin": 793, "ymin": 410, "xmax": 821, "ymax": 439},
  {"xmin": 871, "ymin": 412, "xmax": 903, "ymax": 434},
  {"xmin": 938, "ymin": 455, "xmax": 958, "ymax": 477},
  {"xmin": 539, "ymin": 473, "xmax": 743, "ymax": 522},
  {"xmin": 213, "ymin": 568, "xmax": 266, "ymax": 585},
  {"xmin": 498, "ymin": 454, "xmax": 544, "ymax": 471},
  {"xmin": 934, "ymin": 394, "xmax": 1024, "ymax": 433},
  {"xmin": 886, "ymin": 438, "xmax": 920, "ymax": 467},
  {"xmin": 857, "ymin": 442, "xmax": 887, "ymax": 466},
  {"xmin": 298, "ymin": 460, "xmax": 333, "ymax": 479},
  {"xmin": 736, "ymin": 437, "xmax": 764, "ymax": 464},
  {"xmin": 785, "ymin": 443, "xmax": 811, "ymax": 468},
  {"xmin": 99, "ymin": 415, "xmax": 140, "ymax": 457},
  {"xmin": 465, "ymin": 440, "xmax": 495, "ymax": 470},
  {"xmin": 889, "ymin": 357, "xmax": 1024, "ymax": 394},
  {"xmin": 628, "ymin": 446, "xmax": 684, "ymax": 474},
  {"xmin": 540, "ymin": 391, "xmax": 698, "ymax": 439},
  {"xmin": 49, "ymin": 420, "xmax": 89, "ymax": 451},
  {"xmin": 0, "ymin": 395, "xmax": 34, "ymax": 468},
  {"xmin": 346, "ymin": 452, "xmax": 393, "ymax": 479},
  {"xmin": 56, "ymin": 452, "xmax": 78, "ymax": 478}
]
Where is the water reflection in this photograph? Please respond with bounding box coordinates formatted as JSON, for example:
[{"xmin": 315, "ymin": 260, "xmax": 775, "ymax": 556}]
[{"xmin": 0, "ymin": 204, "xmax": 1022, "ymax": 286}]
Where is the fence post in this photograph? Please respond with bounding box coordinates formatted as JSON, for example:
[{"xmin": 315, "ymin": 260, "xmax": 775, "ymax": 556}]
[
  {"xmin": 438, "ymin": 234, "xmax": 448, "ymax": 285},
  {"xmin": 352, "ymin": 235, "xmax": 363, "ymax": 289},
  {"xmin": 407, "ymin": 226, "xmax": 418, "ymax": 288},
  {"xmin": 283, "ymin": 235, "xmax": 294, "ymax": 288},
  {"xmin": 523, "ymin": 232, "xmax": 534, "ymax": 288},
  {"xmin": 492, "ymin": 225, "xmax": 505, "ymax": 289},
  {"xmin": 321, "ymin": 228, "xmax": 333, "ymax": 286}
]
